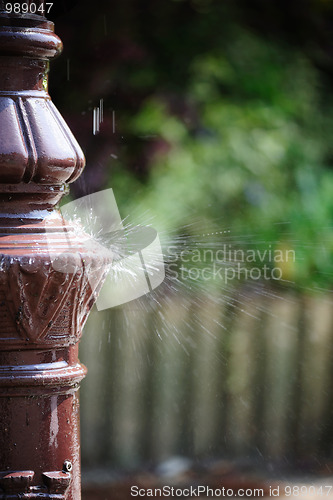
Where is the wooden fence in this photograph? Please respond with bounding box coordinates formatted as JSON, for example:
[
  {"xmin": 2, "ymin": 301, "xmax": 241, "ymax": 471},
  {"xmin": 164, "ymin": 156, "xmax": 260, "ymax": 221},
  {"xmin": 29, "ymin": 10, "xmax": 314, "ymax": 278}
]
[{"xmin": 79, "ymin": 287, "xmax": 333, "ymax": 469}]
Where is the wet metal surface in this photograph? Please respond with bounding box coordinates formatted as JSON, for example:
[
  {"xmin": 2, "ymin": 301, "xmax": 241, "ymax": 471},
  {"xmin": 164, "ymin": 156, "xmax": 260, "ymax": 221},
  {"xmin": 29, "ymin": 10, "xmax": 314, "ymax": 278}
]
[{"xmin": 0, "ymin": 3, "xmax": 105, "ymax": 499}]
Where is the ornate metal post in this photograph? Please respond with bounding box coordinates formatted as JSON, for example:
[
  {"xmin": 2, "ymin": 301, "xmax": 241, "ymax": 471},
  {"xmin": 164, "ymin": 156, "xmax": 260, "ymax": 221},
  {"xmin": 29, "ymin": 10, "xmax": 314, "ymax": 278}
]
[{"xmin": 0, "ymin": 2, "xmax": 105, "ymax": 498}]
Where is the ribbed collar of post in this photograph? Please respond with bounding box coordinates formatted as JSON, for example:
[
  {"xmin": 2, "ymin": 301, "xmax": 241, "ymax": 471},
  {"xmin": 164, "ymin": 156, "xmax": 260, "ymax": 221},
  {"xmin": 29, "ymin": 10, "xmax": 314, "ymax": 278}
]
[{"xmin": 0, "ymin": 1, "xmax": 62, "ymax": 59}]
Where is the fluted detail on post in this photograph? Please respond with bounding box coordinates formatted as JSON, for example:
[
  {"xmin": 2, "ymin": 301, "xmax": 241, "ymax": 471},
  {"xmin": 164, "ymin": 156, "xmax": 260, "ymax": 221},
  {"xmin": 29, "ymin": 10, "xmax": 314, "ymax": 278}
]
[
  {"xmin": 0, "ymin": 97, "xmax": 84, "ymax": 185},
  {"xmin": 0, "ymin": 8, "xmax": 84, "ymax": 207}
]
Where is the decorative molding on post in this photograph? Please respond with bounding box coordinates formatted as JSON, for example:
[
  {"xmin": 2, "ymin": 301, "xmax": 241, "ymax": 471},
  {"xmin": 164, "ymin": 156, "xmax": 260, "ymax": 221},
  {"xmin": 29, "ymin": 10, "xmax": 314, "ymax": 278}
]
[{"xmin": 0, "ymin": 3, "xmax": 107, "ymax": 499}]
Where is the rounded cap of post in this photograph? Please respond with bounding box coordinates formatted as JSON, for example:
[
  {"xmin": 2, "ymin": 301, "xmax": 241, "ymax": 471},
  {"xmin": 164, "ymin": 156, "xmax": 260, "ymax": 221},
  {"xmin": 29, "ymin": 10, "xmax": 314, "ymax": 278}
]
[{"xmin": 0, "ymin": 2, "xmax": 62, "ymax": 59}]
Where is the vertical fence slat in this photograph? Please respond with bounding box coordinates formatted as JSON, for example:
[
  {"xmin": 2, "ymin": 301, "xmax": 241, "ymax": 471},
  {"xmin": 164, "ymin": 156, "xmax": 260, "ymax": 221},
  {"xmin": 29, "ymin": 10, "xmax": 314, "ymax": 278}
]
[
  {"xmin": 300, "ymin": 296, "xmax": 333, "ymax": 456},
  {"xmin": 262, "ymin": 293, "xmax": 300, "ymax": 459},
  {"xmin": 109, "ymin": 305, "xmax": 153, "ymax": 466},
  {"xmin": 192, "ymin": 295, "xmax": 227, "ymax": 457},
  {"xmin": 148, "ymin": 295, "xmax": 194, "ymax": 461},
  {"xmin": 225, "ymin": 296, "xmax": 262, "ymax": 455}
]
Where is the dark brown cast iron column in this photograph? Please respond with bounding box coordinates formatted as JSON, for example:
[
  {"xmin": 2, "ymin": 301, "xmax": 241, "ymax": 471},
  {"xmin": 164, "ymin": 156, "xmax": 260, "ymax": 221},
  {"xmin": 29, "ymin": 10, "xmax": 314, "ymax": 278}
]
[{"xmin": 0, "ymin": 2, "xmax": 106, "ymax": 499}]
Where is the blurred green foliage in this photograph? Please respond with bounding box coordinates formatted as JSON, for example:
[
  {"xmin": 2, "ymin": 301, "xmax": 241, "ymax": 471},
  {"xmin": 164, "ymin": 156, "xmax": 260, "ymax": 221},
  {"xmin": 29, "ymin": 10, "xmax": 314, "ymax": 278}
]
[{"xmin": 109, "ymin": 30, "xmax": 333, "ymax": 289}]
